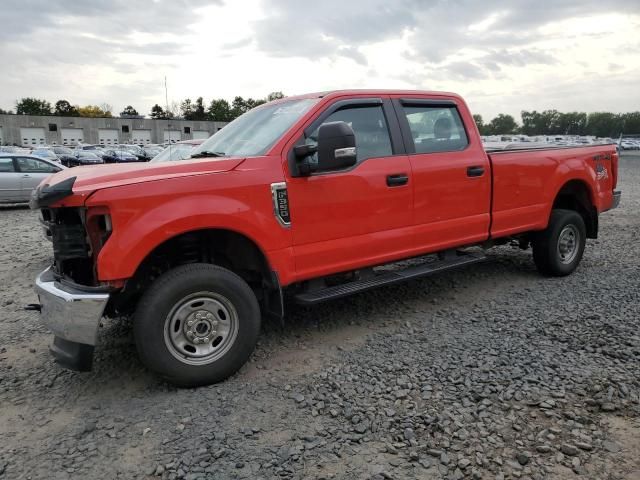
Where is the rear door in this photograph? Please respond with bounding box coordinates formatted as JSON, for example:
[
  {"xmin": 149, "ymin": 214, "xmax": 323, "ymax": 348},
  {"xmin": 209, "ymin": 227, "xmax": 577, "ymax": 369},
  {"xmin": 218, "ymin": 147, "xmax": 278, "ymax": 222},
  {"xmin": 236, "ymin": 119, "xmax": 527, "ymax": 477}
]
[
  {"xmin": 15, "ymin": 157, "xmax": 61, "ymax": 201},
  {"xmin": 392, "ymin": 97, "xmax": 491, "ymax": 251},
  {"xmin": 0, "ymin": 157, "xmax": 21, "ymax": 202},
  {"xmin": 286, "ymin": 98, "xmax": 413, "ymax": 280}
]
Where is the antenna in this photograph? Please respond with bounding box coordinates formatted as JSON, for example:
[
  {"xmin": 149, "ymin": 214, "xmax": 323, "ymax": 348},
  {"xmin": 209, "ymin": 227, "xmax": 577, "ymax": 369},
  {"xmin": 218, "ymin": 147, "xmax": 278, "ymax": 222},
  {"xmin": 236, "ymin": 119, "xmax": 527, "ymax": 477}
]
[{"xmin": 165, "ymin": 76, "xmax": 172, "ymax": 157}]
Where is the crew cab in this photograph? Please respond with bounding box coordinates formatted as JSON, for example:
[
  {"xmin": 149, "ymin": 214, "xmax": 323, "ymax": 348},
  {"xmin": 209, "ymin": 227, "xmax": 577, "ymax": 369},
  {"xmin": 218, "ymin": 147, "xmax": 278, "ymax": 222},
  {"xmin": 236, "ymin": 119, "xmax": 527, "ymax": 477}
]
[{"xmin": 30, "ymin": 90, "xmax": 621, "ymax": 387}]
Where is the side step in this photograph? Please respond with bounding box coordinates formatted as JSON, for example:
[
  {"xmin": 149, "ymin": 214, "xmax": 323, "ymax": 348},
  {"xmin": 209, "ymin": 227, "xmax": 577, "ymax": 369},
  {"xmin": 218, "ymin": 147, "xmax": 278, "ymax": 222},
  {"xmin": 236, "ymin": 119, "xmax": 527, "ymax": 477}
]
[{"xmin": 293, "ymin": 251, "xmax": 486, "ymax": 305}]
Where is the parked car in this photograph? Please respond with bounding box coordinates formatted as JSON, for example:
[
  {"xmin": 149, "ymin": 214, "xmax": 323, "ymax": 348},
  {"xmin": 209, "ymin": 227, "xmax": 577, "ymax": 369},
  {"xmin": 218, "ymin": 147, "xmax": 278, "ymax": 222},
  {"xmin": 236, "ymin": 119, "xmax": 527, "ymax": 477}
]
[
  {"xmin": 143, "ymin": 146, "xmax": 163, "ymax": 158},
  {"xmin": 0, "ymin": 146, "xmax": 28, "ymax": 154},
  {"xmin": 620, "ymin": 140, "xmax": 639, "ymax": 150},
  {"xmin": 150, "ymin": 139, "xmax": 204, "ymax": 162},
  {"xmin": 31, "ymin": 148, "xmax": 62, "ymax": 163},
  {"xmin": 119, "ymin": 144, "xmax": 151, "ymax": 161},
  {"xmin": 75, "ymin": 144, "xmax": 107, "ymax": 159},
  {"xmin": 66, "ymin": 151, "xmax": 104, "ymax": 167},
  {"xmin": 30, "ymin": 89, "xmax": 620, "ymax": 387},
  {"xmin": 0, "ymin": 154, "xmax": 65, "ymax": 203},
  {"xmin": 50, "ymin": 146, "xmax": 77, "ymax": 165},
  {"xmin": 101, "ymin": 149, "xmax": 141, "ymax": 163}
]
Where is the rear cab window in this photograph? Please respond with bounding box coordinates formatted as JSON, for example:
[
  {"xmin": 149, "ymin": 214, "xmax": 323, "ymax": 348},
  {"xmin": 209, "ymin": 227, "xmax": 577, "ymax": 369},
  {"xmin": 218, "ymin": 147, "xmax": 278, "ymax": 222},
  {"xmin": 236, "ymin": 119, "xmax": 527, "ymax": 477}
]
[{"xmin": 400, "ymin": 104, "xmax": 469, "ymax": 154}]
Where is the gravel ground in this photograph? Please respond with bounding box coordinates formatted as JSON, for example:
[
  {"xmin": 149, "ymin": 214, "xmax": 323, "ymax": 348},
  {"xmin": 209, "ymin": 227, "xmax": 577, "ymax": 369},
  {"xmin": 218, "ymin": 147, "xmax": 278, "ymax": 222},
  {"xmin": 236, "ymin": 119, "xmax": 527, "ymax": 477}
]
[{"xmin": 1, "ymin": 154, "xmax": 639, "ymax": 480}]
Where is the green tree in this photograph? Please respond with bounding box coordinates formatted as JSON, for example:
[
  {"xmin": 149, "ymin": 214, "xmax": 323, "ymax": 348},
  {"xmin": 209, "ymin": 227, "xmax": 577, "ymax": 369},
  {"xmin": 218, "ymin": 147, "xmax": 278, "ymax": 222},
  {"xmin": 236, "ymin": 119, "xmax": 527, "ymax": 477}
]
[
  {"xmin": 192, "ymin": 97, "xmax": 207, "ymax": 121},
  {"xmin": 520, "ymin": 110, "xmax": 541, "ymax": 135},
  {"xmin": 77, "ymin": 105, "xmax": 112, "ymax": 118},
  {"xmin": 16, "ymin": 97, "xmax": 52, "ymax": 115},
  {"xmin": 246, "ymin": 98, "xmax": 266, "ymax": 109},
  {"xmin": 150, "ymin": 104, "xmax": 167, "ymax": 119},
  {"xmin": 0, "ymin": 107, "xmax": 9, "ymax": 114},
  {"xmin": 207, "ymin": 99, "xmax": 232, "ymax": 121},
  {"xmin": 267, "ymin": 91, "xmax": 285, "ymax": 101},
  {"xmin": 230, "ymin": 96, "xmax": 248, "ymax": 119},
  {"xmin": 54, "ymin": 99, "xmax": 78, "ymax": 116},
  {"xmin": 486, "ymin": 114, "xmax": 518, "ymax": 135},
  {"xmin": 621, "ymin": 112, "xmax": 640, "ymax": 134},
  {"xmin": 120, "ymin": 105, "xmax": 139, "ymax": 117},
  {"xmin": 472, "ymin": 114, "xmax": 487, "ymax": 135},
  {"xmin": 180, "ymin": 98, "xmax": 194, "ymax": 120},
  {"xmin": 557, "ymin": 112, "xmax": 587, "ymax": 135},
  {"xmin": 521, "ymin": 110, "xmax": 563, "ymax": 135},
  {"xmin": 585, "ymin": 112, "xmax": 623, "ymax": 137}
]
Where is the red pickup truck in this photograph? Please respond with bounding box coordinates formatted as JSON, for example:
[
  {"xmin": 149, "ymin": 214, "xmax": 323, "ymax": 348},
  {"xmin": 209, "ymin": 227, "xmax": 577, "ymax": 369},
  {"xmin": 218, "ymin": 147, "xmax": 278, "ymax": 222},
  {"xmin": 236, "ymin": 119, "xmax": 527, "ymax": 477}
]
[{"xmin": 31, "ymin": 90, "xmax": 621, "ymax": 386}]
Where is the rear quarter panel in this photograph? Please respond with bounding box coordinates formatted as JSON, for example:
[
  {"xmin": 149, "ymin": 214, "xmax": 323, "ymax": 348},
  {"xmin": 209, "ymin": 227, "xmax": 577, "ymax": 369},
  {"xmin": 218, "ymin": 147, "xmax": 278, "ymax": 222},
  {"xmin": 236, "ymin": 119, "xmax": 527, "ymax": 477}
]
[{"xmin": 490, "ymin": 145, "xmax": 616, "ymax": 238}]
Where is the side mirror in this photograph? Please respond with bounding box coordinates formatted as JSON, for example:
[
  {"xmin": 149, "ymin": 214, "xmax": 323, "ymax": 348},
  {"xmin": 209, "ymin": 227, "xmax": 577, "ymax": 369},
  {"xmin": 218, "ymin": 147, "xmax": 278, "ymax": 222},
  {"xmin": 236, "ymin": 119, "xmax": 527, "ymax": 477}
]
[
  {"xmin": 294, "ymin": 121, "xmax": 357, "ymax": 175},
  {"xmin": 317, "ymin": 121, "xmax": 357, "ymax": 172}
]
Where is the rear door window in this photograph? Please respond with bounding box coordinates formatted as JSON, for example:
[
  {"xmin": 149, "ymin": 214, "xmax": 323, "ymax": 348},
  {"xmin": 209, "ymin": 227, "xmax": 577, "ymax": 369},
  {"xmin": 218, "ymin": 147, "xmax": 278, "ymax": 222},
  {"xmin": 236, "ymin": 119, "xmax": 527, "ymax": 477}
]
[{"xmin": 401, "ymin": 105, "xmax": 468, "ymax": 154}]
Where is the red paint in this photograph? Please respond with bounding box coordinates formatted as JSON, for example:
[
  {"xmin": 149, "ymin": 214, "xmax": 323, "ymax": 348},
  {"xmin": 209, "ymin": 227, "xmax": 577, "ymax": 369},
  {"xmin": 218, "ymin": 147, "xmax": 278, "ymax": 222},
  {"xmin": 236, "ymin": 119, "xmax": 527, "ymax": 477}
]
[{"xmin": 43, "ymin": 90, "xmax": 618, "ymax": 288}]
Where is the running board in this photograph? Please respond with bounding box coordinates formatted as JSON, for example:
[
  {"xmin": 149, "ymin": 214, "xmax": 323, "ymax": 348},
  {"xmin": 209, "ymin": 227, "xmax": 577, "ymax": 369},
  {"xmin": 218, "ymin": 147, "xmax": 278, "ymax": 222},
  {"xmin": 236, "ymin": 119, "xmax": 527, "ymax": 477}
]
[{"xmin": 293, "ymin": 251, "xmax": 486, "ymax": 305}]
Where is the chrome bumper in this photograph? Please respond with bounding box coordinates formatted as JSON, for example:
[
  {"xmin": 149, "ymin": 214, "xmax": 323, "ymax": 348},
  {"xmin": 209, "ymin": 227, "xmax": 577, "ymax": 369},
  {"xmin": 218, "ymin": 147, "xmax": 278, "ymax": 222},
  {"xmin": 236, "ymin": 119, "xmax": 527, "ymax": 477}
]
[
  {"xmin": 612, "ymin": 190, "xmax": 621, "ymax": 209},
  {"xmin": 35, "ymin": 267, "xmax": 109, "ymax": 347}
]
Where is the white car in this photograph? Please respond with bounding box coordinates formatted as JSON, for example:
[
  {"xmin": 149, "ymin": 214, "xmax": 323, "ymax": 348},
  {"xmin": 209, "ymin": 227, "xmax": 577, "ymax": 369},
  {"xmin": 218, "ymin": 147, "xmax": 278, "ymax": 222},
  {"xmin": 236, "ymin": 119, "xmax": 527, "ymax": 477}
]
[{"xmin": 0, "ymin": 154, "xmax": 65, "ymax": 203}]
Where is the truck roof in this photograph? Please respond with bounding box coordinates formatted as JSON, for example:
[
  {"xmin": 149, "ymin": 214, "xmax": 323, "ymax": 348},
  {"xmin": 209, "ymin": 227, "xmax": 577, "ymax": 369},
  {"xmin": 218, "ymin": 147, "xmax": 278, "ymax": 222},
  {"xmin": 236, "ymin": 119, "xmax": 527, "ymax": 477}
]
[{"xmin": 281, "ymin": 89, "xmax": 464, "ymax": 102}]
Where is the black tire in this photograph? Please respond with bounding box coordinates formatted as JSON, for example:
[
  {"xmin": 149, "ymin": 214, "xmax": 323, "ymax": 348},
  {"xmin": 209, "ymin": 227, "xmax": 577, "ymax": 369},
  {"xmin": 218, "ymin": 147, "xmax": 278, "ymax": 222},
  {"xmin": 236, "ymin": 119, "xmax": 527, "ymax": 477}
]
[
  {"xmin": 134, "ymin": 263, "xmax": 261, "ymax": 387},
  {"xmin": 532, "ymin": 209, "xmax": 586, "ymax": 277}
]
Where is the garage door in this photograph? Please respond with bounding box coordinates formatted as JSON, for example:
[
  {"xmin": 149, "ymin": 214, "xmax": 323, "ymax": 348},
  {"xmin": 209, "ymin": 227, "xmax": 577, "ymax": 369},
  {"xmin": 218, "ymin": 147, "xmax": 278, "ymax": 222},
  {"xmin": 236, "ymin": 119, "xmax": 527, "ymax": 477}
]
[
  {"xmin": 98, "ymin": 129, "xmax": 119, "ymax": 146},
  {"xmin": 132, "ymin": 130, "xmax": 151, "ymax": 145},
  {"xmin": 192, "ymin": 130, "xmax": 210, "ymax": 140},
  {"xmin": 20, "ymin": 127, "xmax": 46, "ymax": 146},
  {"xmin": 164, "ymin": 130, "xmax": 181, "ymax": 143},
  {"xmin": 61, "ymin": 128, "xmax": 84, "ymax": 146}
]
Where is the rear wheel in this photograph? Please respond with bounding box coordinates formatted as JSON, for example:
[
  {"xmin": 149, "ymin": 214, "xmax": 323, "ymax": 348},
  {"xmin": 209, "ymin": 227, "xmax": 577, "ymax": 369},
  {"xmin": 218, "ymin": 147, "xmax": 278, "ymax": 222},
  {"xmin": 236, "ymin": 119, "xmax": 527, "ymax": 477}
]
[
  {"xmin": 532, "ymin": 209, "xmax": 586, "ymax": 276},
  {"xmin": 134, "ymin": 263, "xmax": 261, "ymax": 387}
]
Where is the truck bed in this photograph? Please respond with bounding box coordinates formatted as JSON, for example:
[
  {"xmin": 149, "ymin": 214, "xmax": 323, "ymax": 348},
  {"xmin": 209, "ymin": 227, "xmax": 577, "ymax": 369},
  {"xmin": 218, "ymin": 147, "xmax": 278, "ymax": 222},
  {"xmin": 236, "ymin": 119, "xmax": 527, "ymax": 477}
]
[
  {"xmin": 484, "ymin": 142, "xmax": 616, "ymax": 153},
  {"xmin": 486, "ymin": 143, "xmax": 618, "ymax": 239}
]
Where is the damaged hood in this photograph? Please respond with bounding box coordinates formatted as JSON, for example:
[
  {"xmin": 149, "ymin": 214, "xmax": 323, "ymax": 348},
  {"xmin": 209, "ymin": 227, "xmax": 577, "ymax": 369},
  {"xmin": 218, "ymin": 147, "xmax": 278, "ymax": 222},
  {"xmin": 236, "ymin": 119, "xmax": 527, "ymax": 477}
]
[{"xmin": 31, "ymin": 157, "xmax": 246, "ymax": 208}]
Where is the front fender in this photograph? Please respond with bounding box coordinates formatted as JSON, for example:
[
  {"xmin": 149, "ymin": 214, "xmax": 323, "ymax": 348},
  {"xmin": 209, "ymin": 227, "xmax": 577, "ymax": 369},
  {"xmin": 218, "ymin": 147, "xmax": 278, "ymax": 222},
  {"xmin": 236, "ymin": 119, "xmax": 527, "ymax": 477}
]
[{"xmin": 86, "ymin": 171, "xmax": 291, "ymax": 281}]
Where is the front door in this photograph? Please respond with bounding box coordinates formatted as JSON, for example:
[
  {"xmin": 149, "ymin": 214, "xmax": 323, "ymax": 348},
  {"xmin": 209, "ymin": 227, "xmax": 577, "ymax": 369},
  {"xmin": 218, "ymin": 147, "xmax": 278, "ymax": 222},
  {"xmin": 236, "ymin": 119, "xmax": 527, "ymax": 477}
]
[
  {"xmin": 15, "ymin": 157, "xmax": 61, "ymax": 201},
  {"xmin": 286, "ymin": 98, "xmax": 414, "ymax": 280},
  {"xmin": 392, "ymin": 98, "xmax": 491, "ymax": 251},
  {"xmin": 0, "ymin": 157, "xmax": 21, "ymax": 202}
]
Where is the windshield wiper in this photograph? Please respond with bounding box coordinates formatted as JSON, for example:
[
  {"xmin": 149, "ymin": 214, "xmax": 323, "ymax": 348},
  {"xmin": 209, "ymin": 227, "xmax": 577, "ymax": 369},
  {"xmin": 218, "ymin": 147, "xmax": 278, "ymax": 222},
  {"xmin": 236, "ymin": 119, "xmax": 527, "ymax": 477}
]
[{"xmin": 190, "ymin": 151, "xmax": 226, "ymax": 158}]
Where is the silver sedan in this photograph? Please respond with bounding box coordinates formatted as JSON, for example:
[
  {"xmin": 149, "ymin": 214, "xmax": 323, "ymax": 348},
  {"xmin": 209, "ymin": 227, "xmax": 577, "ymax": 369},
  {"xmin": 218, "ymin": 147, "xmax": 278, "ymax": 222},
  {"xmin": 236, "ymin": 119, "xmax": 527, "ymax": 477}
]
[{"xmin": 0, "ymin": 154, "xmax": 65, "ymax": 203}]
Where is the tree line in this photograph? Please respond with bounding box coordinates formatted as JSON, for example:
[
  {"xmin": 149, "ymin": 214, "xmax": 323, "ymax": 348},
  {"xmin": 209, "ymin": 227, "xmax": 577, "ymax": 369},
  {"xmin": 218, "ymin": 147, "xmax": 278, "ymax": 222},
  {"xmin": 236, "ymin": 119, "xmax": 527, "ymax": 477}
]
[
  {"xmin": 473, "ymin": 110, "xmax": 640, "ymax": 138},
  {"xmin": 1, "ymin": 92, "xmax": 286, "ymax": 122},
  {"xmin": 3, "ymin": 95, "xmax": 638, "ymax": 136},
  {"xmin": 149, "ymin": 92, "xmax": 285, "ymax": 121}
]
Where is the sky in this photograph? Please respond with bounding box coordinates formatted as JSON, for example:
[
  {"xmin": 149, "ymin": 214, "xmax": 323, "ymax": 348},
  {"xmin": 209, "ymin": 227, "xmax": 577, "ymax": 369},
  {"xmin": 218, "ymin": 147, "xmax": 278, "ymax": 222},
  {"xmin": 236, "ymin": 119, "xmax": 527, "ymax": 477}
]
[{"xmin": 0, "ymin": 0, "xmax": 638, "ymax": 121}]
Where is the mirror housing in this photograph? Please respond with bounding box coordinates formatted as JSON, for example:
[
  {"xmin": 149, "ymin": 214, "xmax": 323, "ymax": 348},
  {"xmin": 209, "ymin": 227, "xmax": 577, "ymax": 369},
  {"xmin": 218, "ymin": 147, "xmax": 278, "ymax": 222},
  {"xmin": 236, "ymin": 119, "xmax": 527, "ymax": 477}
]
[
  {"xmin": 294, "ymin": 121, "xmax": 357, "ymax": 175},
  {"xmin": 317, "ymin": 121, "xmax": 357, "ymax": 171}
]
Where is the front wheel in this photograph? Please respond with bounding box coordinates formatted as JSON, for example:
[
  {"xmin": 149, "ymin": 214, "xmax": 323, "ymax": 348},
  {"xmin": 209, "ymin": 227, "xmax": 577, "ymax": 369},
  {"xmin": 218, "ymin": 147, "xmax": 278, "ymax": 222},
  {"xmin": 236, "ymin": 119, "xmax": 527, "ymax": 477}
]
[
  {"xmin": 532, "ymin": 209, "xmax": 586, "ymax": 277},
  {"xmin": 134, "ymin": 263, "xmax": 261, "ymax": 387}
]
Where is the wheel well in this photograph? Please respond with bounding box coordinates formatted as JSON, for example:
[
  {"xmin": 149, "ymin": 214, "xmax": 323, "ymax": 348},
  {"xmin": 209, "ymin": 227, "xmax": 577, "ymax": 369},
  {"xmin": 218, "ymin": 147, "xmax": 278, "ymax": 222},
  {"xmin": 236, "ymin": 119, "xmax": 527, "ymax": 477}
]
[
  {"xmin": 108, "ymin": 229, "xmax": 282, "ymax": 317},
  {"xmin": 552, "ymin": 180, "xmax": 598, "ymax": 238}
]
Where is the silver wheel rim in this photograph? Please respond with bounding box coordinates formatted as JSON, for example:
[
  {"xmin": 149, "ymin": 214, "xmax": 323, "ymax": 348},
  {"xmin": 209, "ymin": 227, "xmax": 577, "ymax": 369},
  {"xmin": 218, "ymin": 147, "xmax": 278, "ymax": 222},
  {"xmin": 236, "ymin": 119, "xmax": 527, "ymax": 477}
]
[
  {"xmin": 163, "ymin": 291, "xmax": 239, "ymax": 365},
  {"xmin": 557, "ymin": 224, "xmax": 580, "ymax": 264}
]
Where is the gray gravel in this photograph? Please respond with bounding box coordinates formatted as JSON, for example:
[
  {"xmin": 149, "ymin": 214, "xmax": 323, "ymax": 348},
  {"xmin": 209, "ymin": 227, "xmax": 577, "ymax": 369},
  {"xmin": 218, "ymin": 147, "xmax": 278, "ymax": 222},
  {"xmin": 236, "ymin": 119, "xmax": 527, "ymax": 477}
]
[{"xmin": 1, "ymin": 154, "xmax": 639, "ymax": 480}]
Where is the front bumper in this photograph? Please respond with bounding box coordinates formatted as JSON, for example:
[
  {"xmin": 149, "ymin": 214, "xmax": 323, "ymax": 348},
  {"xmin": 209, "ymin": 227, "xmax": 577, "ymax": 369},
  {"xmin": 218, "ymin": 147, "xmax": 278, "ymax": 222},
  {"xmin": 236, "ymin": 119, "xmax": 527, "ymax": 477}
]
[{"xmin": 34, "ymin": 267, "xmax": 110, "ymax": 370}]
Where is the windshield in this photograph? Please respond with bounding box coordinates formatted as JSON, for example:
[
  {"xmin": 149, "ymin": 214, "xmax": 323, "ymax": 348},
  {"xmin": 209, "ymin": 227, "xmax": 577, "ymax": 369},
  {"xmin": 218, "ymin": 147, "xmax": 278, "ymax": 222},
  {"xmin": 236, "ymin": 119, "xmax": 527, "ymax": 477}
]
[
  {"xmin": 150, "ymin": 144, "xmax": 196, "ymax": 162},
  {"xmin": 192, "ymin": 98, "xmax": 318, "ymax": 158}
]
